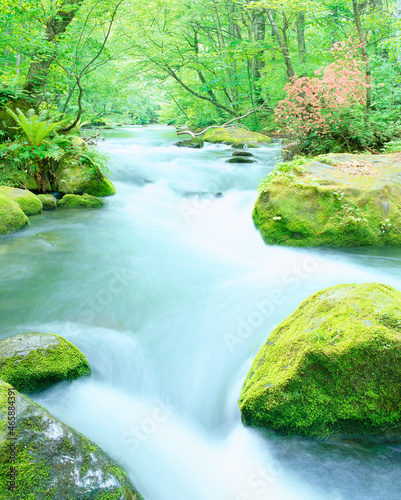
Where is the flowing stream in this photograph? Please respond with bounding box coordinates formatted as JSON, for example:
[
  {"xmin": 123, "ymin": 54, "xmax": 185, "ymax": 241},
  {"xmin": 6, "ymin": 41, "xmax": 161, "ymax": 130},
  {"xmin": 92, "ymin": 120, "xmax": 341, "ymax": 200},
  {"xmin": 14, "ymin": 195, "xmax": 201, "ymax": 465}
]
[{"xmin": 1, "ymin": 125, "xmax": 401, "ymax": 500}]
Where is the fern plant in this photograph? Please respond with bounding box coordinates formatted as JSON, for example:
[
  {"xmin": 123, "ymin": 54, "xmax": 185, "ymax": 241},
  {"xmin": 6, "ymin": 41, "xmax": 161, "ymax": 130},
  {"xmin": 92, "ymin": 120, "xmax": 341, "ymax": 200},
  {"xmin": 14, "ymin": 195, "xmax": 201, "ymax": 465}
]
[
  {"xmin": 6, "ymin": 108, "xmax": 65, "ymax": 192},
  {"xmin": 6, "ymin": 108, "xmax": 63, "ymax": 146}
]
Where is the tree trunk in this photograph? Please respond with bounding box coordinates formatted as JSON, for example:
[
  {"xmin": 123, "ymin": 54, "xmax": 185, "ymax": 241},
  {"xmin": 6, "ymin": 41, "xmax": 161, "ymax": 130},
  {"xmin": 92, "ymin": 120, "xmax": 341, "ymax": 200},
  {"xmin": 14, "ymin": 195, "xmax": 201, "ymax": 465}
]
[
  {"xmin": 267, "ymin": 11, "xmax": 295, "ymax": 79},
  {"xmin": 295, "ymin": 13, "xmax": 307, "ymax": 64},
  {"xmin": 397, "ymin": 0, "xmax": 401, "ymax": 63},
  {"xmin": 23, "ymin": 0, "xmax": 83, "ymax": 94},
  {"xmin": 352, "ymin": 0, "xmax": 372, "ymax": 124}
]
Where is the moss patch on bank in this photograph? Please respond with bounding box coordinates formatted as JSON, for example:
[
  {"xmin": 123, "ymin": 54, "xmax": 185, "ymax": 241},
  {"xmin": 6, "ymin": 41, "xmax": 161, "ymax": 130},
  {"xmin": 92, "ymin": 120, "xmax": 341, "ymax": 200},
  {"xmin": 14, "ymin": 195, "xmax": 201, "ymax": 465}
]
[
  {"xmin": 0, "ymin": 186, "xmax": 42, "ymax": 215},
  {"xmin": 253, "ymin": 153, "xmax": 401, "ymax": 247},
  {"xmin": 0, "ymin": 332, "xmax": 91, "ymax": 392},
  {"xmin": 0, "ymin": 194, "xmax": 29, "ymax": 234},
  {"xmin": 203, "ymin": 127, "xmax": 271, "ymax": 146},
  {"xmin": 239, "ymin": 282, "xmax": 401, "ymax": 440}
]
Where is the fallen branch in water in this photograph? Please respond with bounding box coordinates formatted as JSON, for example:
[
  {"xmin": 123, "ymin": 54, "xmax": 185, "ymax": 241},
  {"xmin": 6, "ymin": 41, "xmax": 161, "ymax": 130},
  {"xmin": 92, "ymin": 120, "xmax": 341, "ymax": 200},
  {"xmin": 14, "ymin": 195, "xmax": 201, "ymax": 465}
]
[{"xmin": 176, "ymin": 102, "xmax": 273, "ymax": 137}]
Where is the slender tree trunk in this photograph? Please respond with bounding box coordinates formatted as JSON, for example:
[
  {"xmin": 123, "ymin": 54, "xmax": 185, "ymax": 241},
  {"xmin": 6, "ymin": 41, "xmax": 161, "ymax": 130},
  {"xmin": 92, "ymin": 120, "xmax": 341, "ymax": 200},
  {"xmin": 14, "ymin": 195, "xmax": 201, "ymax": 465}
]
[
  {"xmin": 295, "ymin": 13, "xmax": 307, "ymax": 64},
  {"xmin": 397, "ymin": 0, "xmax": 401, "ymax": 63},
  {"xmin": 267, "ymin": 11, "xmax": 295, "ymax": 79},
  {"xmin": 352, "ymin": 0, "xmax": 372, "ymax": 124},
  {"xmin": 23, "ymin": 0, "xmax": 83, "ymax": 94}
]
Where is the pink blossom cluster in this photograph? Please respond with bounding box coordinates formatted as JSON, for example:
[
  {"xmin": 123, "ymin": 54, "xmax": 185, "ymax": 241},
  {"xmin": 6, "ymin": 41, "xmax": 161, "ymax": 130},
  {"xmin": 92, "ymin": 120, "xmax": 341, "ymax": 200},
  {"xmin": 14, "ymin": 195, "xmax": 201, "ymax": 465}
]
[{"xmin": 275, "ymin": 41, "xmax": 369, "ymax": 138}]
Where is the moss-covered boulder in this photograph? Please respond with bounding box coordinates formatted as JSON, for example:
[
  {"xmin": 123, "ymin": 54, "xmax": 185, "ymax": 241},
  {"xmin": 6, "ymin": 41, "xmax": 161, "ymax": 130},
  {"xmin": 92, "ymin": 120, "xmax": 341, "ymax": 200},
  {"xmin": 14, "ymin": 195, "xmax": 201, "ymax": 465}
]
[
  {"xmin": 0, "ymin": 380, "xmax": 143, "ymax": 499},
  {"xmin": 0, "ymin": 186, "xmax": 42, "ymax": 216},
  {"xmin": 57, "ymin": 163, "xmax": 116, "ymax": 197},
  {"xmin": 0, "ymin": 194, "xmax": 29, "ymax": 235},
  {"xmin": 232, "ymin": 151, "xmax": 254, "ymax": 157},
  {"xmin": 239, "ymin": 283, "xmax": 401, "ymax": 440},
  {"xmin": 0, "ymin": 332, "xmax": 91, "ymax": 392},
  {"xmin": 253, "ymin": 153, "xmax": 401, "ymax": 247},
  {"xmin": 175, "ymin": 136, "xmax": 204, "ymax": 148},
  {"xmin": 37, "ymin": 193, "xmax": 57, "ymax": 210},
  {"xmin": 203, "ymin": 127, "xmax": 271, "ymax": 146},
  {"xmin": 226, "ymin": 157, "xmax": 255, "ymax": 164},
  {"xmin": 58, "ymin": 193, "xmax": 104, "ymax": 208}
]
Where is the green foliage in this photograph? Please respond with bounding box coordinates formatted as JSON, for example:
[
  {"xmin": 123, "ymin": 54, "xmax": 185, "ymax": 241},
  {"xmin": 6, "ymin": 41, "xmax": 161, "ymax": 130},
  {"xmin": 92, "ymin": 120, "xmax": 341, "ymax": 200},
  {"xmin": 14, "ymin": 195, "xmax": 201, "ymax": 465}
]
[{"xmin": 6, "ymin": 108, "xmax": 63, "ymax": 146}]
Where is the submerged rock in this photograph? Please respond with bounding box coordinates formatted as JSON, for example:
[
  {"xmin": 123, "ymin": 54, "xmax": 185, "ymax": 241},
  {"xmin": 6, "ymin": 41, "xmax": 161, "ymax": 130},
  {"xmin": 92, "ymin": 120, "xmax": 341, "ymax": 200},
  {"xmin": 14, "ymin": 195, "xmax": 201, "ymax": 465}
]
[
  {"xmin": 0, "ymin": 186, "xmax": 42, "ymax": 216},
  {"xmin": 0, "ymin": 380, "xmax": 143, "ymax": 499},
  {"xmin": 239, "ymin": 283, "xmax": 401, "ymax": 440},
  {"xmin": 232, "ymin": 151, "xmax": 254, "ymax": 157},
  {"xmin": 0, "ymin": 194, "xmax": 29, "ymax": 235},
  {"xmin": 203, "ymin": 127, "xmax": 271, "ymax": 146},
  {"xmin": 58, "ymin": 193, "xmax": 104, "ymax": 208},
  {"xmin": 226, "ymin": 157, "xmax": 255, "ymax": 164},
  {"xmin": 57, "ymin": 163, "xmax": 116, "ymax": 197},
  {"xmin": 253, "ymin": 153, "xmax": 401, "ymax": 247},
  {"xmin": 0, "ymin": 332, "xmax": 91, "ymax": 392},
  {"xmin": 37, "ymin": 194, "xmax": 57, "ymax": 210},
  {"xmin": 175, "ymin": 136, "xmax": 204, "ymax": 148}
]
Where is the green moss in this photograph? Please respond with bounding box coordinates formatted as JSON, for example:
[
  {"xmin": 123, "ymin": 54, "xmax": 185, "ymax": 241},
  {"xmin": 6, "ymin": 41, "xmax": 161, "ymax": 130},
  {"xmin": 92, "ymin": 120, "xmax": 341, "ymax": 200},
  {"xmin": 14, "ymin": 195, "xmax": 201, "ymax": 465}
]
[
  {"xmin": 0, "ymin": 381, "xmax": 143, "ymax": 499},
  {"xmin": 239, "ymin": 283, "xmax": 401, "ymax": 439},
  {"xmin": 175, "ymin": 136, "xmax": 204, "ymax": 148},
  {"xmin": 57, "ymin": 163, "xmax": 115, "ymax": 197},
  {"xmin": 58, "ymin": 193, "xmax": 104, "ymax": 208},
  {"xmin": 0, "ymin": 333, "xmax": 91, "ymax": 392},
  {"xmin": 37, "ymin": 194, "xmax": 56, "ymax": 210},
  {"xmin": 203, "ymin": 127, "xmax": 271, "ymax": 145},
  {"xmin": 0, "ymin": 186, "xmax": 42, "ymax": 216},
  {"xmin": 253, "ymin": 153, "xmax": 401, "ymax": 247},
  {"xmin": 0, "ymin": 194, "xmax": 29, "ymax": 234}
]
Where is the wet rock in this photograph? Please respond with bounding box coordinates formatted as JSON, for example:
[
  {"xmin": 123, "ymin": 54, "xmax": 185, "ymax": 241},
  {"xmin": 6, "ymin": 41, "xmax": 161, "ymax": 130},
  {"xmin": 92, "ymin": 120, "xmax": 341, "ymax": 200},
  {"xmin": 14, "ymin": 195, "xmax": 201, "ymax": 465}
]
[
  {"xmin": 203, "ymin": 127, "xmax": 271, "ymax": 146},
  {"xmin": 239, "ymin": 283, "xmax": 401, "ymax": 440},
  {"xmin": 0, "ymin": 380, "xmax": 144, "ymax": 499},
  {"xmin": 0, "ymin": 194, "xmax": 29, "ymax": 235},
  {"xmin": 58, "ymin": 193, "xmax": 104, "ymax": 208},
  {"xmin": 0, "ymin": 186, "xmax": 42, "ymax": 215},
  {"xmin": 37, "ymin": 194, "xmax": 57, "ymax": 210},
  {"xmin": 0, "ymin": 332, "xmax": 91, "ymax": 392}
]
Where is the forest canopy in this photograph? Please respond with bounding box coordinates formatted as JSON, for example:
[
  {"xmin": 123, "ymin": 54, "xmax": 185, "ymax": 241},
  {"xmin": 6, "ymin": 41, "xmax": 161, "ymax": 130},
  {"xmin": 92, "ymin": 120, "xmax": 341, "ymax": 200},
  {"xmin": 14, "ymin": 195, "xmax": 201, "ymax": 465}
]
[{"xmin": 1, "ymin": 0, "xmax": 401, "ymax": 153}]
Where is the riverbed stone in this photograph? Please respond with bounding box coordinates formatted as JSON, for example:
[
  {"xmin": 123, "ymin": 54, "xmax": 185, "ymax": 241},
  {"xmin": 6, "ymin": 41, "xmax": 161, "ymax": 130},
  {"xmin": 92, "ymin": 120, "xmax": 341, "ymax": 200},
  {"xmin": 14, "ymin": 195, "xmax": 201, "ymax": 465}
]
[
  {"xmin": 203, "ymin": 127, "xmax": 271, "ymax": 146},
  {"xmin": 57, "ymin": 163, "xmax": 116, "ymax": 197},
  {"xmin": 232, "ymin": 151, "xmax": 254, "ymax": 157},
  {"xmin": 0, "ymin": 194, "xmax": 29, "ymax": 235},
  {"xmin": 226, "ymin": 157, "xmax": 255, "ymax": 164},
  {"xmin": 175, "ymin": 136, "xmax": 204, "ymax": 148},
  {"xmin": 0, "ymin": 186, "xmax": 42, "ymax": 215},
  {"xmin": 0, "ymin": 332, "xmax": 91, "ymax": 392},
  {"xmin": 253, "ymin": 153, "xmax": 401, "ymax": 247},
  {"xmin": 58, "ymin": 193, "xmax": 104, "ymax": 208},
  {"xmin": 37, "ymin": 193, "xmax": 57, "ymax": 210},
  {"xmin": 0, "ymin": 380, "xmax": 144, "ymax": 499},
  {"xmin": 239, "ymin": 283, "xmax": 401, "ymax": 440}
]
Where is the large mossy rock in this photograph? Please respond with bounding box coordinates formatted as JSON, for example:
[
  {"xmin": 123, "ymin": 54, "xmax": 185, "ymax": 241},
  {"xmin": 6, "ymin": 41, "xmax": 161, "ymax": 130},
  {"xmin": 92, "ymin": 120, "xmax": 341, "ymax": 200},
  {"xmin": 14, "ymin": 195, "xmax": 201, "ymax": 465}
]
[
  {"xmin": 57, "ymin": 163, "xmax": 116, "ymax": 197},
  {"xmin": 0, "ymin": 194, "xmax": 29, "ymax": 235},
  {"xmin": 253, "ymin": 153, "xmax": 401, "ymax": 247},
  {"xmin": 58, "ymin": 193, "xmax": 104, "ymax": 208},
  {"xmin": 0, "ymin": 380, "xmax": 143, "ymax": 499},
  {"xmin": 0, "ymin": 186, "xmax": 42, "ymax": 216},
  {"xmin": 0, "ymin": 332, "xmax": 91, "ymax": 392},
  {"xmin": 239, "ymin": 283, "xmax": 401, "ymax": 440},
  {"xmin": 203, "ymin": 127, "xmax": 271, "ymax": 146}
]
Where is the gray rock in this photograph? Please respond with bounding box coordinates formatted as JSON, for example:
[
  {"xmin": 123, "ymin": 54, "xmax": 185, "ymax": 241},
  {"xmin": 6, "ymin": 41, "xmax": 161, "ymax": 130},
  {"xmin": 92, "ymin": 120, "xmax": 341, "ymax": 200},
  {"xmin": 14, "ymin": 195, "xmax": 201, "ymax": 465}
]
[
  {"xmin": 0, "ymin": 380, "xmax": 143, "ymax": 499},
  {"xmin": 0, "ymin": 332, "xmax": 91, "ymax": 392}
]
